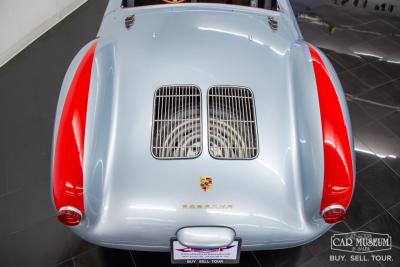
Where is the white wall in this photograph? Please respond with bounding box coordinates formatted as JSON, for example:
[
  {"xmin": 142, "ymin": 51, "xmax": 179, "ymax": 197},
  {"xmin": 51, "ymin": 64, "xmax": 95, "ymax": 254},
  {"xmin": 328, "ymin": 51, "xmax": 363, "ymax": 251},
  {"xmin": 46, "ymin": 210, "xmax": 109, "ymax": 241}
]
[{"xmin": 0, "ymin": 0, "xmax": 87, "ymax": 67}]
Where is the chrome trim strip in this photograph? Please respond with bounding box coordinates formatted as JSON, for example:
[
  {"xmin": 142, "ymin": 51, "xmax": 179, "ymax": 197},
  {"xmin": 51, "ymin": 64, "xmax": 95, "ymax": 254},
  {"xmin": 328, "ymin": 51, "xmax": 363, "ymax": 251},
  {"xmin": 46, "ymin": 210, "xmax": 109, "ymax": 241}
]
[
  {"xmin": 59, "ymin": 206, "xmax": 83, "ymax": 216},
  {"xmin": 321, "ymin": 204, "xmax": 346, "ymax": 215}
]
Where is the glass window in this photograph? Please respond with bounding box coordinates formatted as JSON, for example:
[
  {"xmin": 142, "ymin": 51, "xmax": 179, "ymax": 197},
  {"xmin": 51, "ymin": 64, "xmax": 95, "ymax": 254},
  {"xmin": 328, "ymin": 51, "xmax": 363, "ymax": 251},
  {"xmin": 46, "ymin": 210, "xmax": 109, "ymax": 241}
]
[{"xmin": 123, "ymin": 0, "xmax": 278, "ymax": 10}]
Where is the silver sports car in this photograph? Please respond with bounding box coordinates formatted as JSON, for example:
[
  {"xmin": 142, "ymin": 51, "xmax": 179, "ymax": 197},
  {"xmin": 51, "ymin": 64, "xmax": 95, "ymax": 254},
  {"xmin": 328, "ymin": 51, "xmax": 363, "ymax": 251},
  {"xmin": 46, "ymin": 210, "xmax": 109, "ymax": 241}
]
[{"xmin": 51, "ymin": 0, "xmax": 355, "ymax": 263}]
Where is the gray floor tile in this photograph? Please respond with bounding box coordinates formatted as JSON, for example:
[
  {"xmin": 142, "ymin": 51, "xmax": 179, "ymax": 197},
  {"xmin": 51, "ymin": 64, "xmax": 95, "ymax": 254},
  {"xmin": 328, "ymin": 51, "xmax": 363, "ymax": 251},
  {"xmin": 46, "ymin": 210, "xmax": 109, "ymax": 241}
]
[
  {"xmin": 351, "ymin": 64, "xmax": 392, "ymax": 90},
  {"xmin": 354, "ymin": 20, "xmax": 399, "ymax": 36},
  {"xmin": 74, "ymin": 247, "xmax": 135, "ymax": 267},
  {"xmin": 345, "ymin": 181, "xmax": 386, "ymax": 230},
  {"xmin": 369, "ymin": 60, "xmax": 400, "ymax": 80},
  {"xmin": 338, "ymin": 71, "xmax": 370, "ymax": 95},
  {"xmin": 358, "ymin": 161, "xmax": 400, "ymax": 209}
]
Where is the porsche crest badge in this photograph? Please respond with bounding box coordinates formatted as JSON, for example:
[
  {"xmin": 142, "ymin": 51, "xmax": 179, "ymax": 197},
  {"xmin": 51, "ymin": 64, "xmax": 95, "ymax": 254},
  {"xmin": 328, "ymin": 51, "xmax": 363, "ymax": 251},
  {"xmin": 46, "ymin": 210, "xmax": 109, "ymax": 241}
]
[{"xmin": 200, "ymin": 176, "xmax": 213, "ymax": 192}]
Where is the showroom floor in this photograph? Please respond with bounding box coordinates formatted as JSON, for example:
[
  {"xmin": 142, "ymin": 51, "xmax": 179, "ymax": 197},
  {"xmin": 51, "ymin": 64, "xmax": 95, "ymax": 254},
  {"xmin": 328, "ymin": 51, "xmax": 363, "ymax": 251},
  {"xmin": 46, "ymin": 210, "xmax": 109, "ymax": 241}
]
[{"xmin": 1, "ymin": 0, "xmax": 400, "ymax": 266}]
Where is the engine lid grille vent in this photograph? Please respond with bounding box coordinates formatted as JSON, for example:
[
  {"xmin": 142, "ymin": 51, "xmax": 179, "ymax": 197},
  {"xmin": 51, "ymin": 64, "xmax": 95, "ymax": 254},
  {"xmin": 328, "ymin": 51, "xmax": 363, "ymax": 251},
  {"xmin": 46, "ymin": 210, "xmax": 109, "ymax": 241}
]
[
  {"xmin": 151, "ymin": 85, "xmax": 202, "ymax": 159},
  {"xmin": 208, "ymin": 86, "xmax": 259, "ymax": 159}
]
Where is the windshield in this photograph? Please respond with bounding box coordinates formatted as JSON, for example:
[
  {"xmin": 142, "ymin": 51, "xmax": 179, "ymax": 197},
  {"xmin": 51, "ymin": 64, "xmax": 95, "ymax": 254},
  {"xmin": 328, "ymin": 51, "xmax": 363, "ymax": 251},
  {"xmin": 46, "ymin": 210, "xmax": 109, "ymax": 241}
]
[{"xmin": 122, "ymin": 0, "xmax": 278, "ymax": 10}]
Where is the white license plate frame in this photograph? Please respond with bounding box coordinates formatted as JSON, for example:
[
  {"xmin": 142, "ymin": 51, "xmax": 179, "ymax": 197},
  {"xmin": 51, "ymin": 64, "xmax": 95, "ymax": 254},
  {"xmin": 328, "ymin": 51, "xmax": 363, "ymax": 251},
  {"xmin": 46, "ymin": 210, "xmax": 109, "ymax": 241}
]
[{"xmin": 170, "ymin": 238, "xmax": 241, "ymax": 264}]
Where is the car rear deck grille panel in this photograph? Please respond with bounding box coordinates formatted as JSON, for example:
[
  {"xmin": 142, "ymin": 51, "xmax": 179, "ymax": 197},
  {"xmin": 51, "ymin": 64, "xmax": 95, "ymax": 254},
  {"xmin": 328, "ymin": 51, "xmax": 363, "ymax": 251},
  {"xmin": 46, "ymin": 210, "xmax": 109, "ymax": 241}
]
[
  {"xmin": 208, "ymin": 86, "xmax": 259, "ymax": 159},
  {"xmin": 152, "ymin": 85, "xmax": 202, "ymax": 159}
]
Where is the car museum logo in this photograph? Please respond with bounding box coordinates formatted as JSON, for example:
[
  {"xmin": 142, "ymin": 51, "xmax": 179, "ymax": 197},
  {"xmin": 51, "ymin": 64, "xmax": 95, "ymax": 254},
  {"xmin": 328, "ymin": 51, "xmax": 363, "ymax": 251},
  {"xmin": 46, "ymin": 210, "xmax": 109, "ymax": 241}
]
[
  {"xmin": 331, "ymin": 231, "xmax": 391, "ymax": 253},
  {"xmin": 200, "ymin": 176, "xmax": 213, "ymax": 192},
  {"xmin": 329, "ymin": 232, "xmax": 394, "ymax": 263}
]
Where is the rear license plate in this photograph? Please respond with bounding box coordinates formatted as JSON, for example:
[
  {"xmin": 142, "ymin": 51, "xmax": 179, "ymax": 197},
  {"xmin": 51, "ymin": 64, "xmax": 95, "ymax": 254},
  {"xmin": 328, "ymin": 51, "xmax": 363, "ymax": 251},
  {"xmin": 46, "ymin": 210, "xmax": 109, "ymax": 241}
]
[{"xmin": 171, "ymin": 238, "xmax": 241, "ymax": 264}]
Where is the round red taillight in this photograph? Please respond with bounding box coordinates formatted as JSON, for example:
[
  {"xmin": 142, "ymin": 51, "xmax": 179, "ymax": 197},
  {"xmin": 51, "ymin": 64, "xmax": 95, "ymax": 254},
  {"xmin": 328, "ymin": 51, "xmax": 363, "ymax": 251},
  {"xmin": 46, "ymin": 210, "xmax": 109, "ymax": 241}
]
[
  {"xmin": 322, "ymin": 205, "xmax": 346, "ymax": 224},
  {"xmin": 57, "ymin": 207, "xmax": 82, "ymax": 226}
]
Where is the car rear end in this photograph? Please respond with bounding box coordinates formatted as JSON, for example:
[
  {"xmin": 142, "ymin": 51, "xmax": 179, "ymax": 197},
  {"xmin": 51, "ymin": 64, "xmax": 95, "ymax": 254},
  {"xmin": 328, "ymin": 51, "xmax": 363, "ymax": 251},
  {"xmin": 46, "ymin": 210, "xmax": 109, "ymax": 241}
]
[{"xmin": 51, "ymin": 0, "xmax": 354, "ymax": 260}]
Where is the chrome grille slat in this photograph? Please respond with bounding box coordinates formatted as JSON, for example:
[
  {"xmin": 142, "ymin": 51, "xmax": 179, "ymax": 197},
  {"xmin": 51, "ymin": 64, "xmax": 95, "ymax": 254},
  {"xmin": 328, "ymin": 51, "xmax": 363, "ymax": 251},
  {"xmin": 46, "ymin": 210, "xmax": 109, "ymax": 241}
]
[
  {"xmin": 208, "ymin": 86, "xmax": 258, "ymax": 159},
  {"xmin": 151, "ymin": 85, "xmax": 202, "ymax": 159}
]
